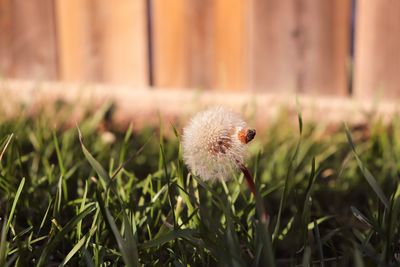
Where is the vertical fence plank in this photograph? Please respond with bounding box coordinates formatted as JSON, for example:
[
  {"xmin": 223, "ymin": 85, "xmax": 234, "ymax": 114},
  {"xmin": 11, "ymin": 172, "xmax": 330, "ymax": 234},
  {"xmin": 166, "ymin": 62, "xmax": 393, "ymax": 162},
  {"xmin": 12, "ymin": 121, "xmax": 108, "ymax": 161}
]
[
  {"xmin": 249, "ymin": 0, "xmax": 297, "ymax": 92},
  {"xmin": 214, "ymin": 0, "xmax": 247, "ymax": 90},
  {"xmin": 296, "ymin": 0, "xmax": 350, "ymax": 95},
  {"xmin": 152, "ymin": 0, "xmax": 201, "ymax": 88},
  {"xmin": 55, "ymin": 0, "xmax": 148, "ymax": 85},
  {"xmin": 250, "ymin": 0, "xmax": 350, "ymax": 95},
  {"xmin": 0, "ymin": 0, "xmax": 57, "ymax": 80},
  {"xmin": 55, "ymin": 0, "xmax": 97, "ymax": 81},
  {"xmin": 152, "ymin": 0, "xmax": 246, "ymax": 90},
  {"xmin": 0, "ymin": 0, "xmax": 13, "ymax": 77},
  {"xmin": 94, "ymin": 0, "xmax": 148, "ymax": 86},
  {"xmin": 354, "ymin": 1, "xmax": 400, "ymax": 99}
]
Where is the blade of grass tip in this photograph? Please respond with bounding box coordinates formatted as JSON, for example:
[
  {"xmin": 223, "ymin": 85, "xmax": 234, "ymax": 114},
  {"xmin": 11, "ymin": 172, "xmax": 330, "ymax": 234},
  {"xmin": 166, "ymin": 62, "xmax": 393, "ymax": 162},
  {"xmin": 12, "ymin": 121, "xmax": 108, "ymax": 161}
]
[
  {"xmin": 170, "ymin": 123, "xmax": 180, "ymax": 139},
  {"xmin": 77, "ymin": 125, "xmax": 110, "ymax": 188},
  {"xmin": 52, "ymin": 175, "xmax": 63, "ymax": 221},
  {"xmin": 36, "ymin": 204, "xmax": 96, "ymax": 267},
  {"xmin": 350, "ymin": 206, "xmax": 375, "ymax": 229},
  {"xmin": 5, "ymin": 177, "xmax": 25, "ymax": 237},
  {"xmin": 0, "ymin": 133, "xmax": 13, "ymax": 163},
  {"xmin": 313, "ymin": 219, "xmax": 325, "ymax": 267},
  {"xmin": 118, "ymin": 123, "xmax": 133, "ymax": 165},
  {"xmin": 296, "ymin": 96, "xmax": 303, "ymax": 135},
  {"xmin": 60, "ymin": 226, "xmax": 97, "ymax": 267},
  {"xmin": 38, "ymin": 199, "xmax": 52, "ymax": 235},
  {"xmin": 344, "ymin": 124, "xmax": 389, "ymax": 208},
  {"xmin": 12, "ymin": 225, "xmax": 33, "ymax": 242},
  {"xmin": 81, "ymin": 101, "xmax": 114, "ymax": 132}
]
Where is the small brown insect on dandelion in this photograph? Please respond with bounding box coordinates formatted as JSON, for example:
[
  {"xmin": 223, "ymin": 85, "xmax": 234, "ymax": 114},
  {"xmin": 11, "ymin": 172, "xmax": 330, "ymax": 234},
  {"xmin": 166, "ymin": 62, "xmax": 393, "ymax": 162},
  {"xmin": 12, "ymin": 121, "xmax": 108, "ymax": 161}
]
[{"xmin": 238, "ymin": 128, "xmax": 256, "ymax": 144}]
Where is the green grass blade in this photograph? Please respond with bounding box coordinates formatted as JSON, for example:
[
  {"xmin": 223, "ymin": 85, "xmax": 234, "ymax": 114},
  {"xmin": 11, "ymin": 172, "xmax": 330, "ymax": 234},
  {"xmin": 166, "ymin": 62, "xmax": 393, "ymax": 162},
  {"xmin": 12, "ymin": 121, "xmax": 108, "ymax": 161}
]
[
  {"xmin": 301, "ymin": 157, "xmax": 317, "ymax": 244},
  {"xmin": 77, "ymin": 127, "xmax": 111, "ymax": 187},
  {"xmin": 0, "ymin": 217, "xmax": 8, "ymax": 267},
  {"xmin": 302, "ymin": 246, "xmax": 311, "ymax": 267},
  {"xmin": 96, "ymin": 189, "xmax": 139, "ymax": 267},
  {"xmin": 313, "ymin": 219, "xmax": 325, "ymax": 267},
  {"xmin": 53, "ymin": 131, "xmax": 65, "ymax": 177},
  {"xmin": 5, "ymin": 177, "xmax": 25, "ymax": 236},
  {"xmin": 256, "ymin": 220, "xmax": 276, "ymax": 267},
  {"xmin": 53, "ymin": 175, "xmax": 63, "ymax": 219},
  {"xmin": 36, "ymin": 204, "xmax": 96, "ymax": 267},
  {"xmin": 273, "ymin": 135, "xmax": 301, "ymax": 242},
  {"xmin": 140, "ymin": 229, "xmax": 197, "ymax": 249},
  {"xmin": 345, "ymin": 124, "xmax": 389, "ymax": 208},
  {"xmin": 0, "ymin": 133, "xmax": 13, "ymax": 163},
  {"xmin": 160, "ymin": 143, "xmax": 176, "ymax": 227},
  {"xmin": 296, "ymin": 97, "xmax": 303, "ymax": 135},
  {"xmin": 60, "ymin": 226, "xmax": 97, "ymax": 266},
  {"xmin": 353, "ymin": 244, "xmax": 365, "ymax": 267},
  {"xmin": 77, "ymin": 180, "xmax": 89, "ymax": 240}
]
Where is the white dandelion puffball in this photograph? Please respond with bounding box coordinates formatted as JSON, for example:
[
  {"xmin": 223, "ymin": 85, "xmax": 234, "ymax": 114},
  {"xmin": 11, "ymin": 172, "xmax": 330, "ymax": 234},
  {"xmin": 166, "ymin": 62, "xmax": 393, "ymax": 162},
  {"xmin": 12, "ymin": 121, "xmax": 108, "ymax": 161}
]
[{"xmin": 182, "ymin": 107, "xmax": 256, "ymax": 182}]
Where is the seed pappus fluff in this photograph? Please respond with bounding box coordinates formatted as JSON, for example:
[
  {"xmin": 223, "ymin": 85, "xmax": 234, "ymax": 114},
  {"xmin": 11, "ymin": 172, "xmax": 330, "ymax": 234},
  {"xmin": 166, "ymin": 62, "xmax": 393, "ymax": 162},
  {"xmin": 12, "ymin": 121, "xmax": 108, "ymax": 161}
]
[{"xmin": 182, "ymin": 107, "xmax": 256, "ymax": 182}]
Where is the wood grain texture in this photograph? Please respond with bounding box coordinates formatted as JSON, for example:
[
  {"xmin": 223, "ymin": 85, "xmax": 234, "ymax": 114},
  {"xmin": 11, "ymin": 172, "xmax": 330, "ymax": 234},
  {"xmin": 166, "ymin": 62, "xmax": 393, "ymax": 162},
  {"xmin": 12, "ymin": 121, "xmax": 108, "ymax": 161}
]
[
  {"xmin": 296, "ymin": 0, "xmax": 350, "ymax": 95},
  {"xmin": 55, "ymin": 0, "xmax": 148, "ymax": 85},
  {"xmin": 95, "ymin": 0, "xmax": 148, "ymax": 86},
  {"xmin": 249, "ymin": 0, "xmax": 350, "ymax": 95},
  {"xmin": 55, "ymin": 0, "xmax": 96, "ymax": 81},
  {"xmin": 0, "ymin": 0, "xmax": 57, "ymax": 80},
  {"xmin": 249, "ymin": 0, "xmax": 297, "ymax": 92},
  {"xmin": 354, "ymin": 0, "xmax": 400, "ymax": 99},
  {"xmin": 214, "ymin": 0, "xmax": 247, "ymax": 90},
  {"xmin": 152, "ymin": 0, "xmax": 188, "ymax": 87},
  {"xmin": 152, "ymin": 0, "xmax": 246, "ymax": 90}
]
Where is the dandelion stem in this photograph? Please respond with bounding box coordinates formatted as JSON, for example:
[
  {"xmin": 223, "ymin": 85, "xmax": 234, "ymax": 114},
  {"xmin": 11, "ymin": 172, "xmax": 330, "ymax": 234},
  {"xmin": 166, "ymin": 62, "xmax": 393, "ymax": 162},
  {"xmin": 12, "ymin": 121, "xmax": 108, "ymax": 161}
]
[{"xmin": 238, "ymin": 162, "xmax": 269, "ymax": 224}]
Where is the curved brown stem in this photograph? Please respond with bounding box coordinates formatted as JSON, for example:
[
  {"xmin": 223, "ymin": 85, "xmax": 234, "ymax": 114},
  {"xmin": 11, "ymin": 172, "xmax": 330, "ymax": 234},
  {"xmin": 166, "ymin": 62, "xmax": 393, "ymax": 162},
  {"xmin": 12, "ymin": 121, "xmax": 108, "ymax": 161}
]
[{"xmin": 238, "ymin": 162, "xmax": 269, "ymax": 224}]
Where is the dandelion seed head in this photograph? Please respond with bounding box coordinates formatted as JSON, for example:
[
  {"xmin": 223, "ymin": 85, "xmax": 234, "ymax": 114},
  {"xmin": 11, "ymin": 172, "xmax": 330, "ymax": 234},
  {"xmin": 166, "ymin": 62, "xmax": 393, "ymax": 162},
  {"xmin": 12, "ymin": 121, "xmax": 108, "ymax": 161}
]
[{"xmin": 182, "ymin": 107, "xmax": 254, "ymax": 182}]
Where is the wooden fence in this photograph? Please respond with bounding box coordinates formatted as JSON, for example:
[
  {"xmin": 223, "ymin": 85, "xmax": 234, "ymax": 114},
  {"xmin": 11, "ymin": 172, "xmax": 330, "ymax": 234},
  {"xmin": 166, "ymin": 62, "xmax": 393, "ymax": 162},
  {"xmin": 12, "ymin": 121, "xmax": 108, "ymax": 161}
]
[{"xmin": 0, "ymin": 0, "xmax": 399, "ymax": 98}]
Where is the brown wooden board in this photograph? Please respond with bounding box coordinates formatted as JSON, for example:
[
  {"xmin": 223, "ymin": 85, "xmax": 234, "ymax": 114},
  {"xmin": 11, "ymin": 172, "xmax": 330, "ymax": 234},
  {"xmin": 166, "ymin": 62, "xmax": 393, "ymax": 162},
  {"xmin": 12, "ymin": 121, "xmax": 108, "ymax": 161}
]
[
  {"xmin": 55, "ymin": 0, "xmax": 148, "ymax": 86},
  {"xmin": 249, "ymin": 0, "xmax": 350, "ymax": 95},
  {"xmin": 0, "ymin": 0, "xmax": 57, "ymax": 80},
  {"xmin": 1, "ymin": 80, "xmax": 398, "ymax": 132},
  {"xmin": 213, "ymin": 0, "xmax": 247, "ymax": 91},
  {"xmin": 354, "ymin": 0, "xmax": 400, "ymax": 99},
  {"xmin": 151, "ymin": 0, "xmax": 246, "ymax": 90}
]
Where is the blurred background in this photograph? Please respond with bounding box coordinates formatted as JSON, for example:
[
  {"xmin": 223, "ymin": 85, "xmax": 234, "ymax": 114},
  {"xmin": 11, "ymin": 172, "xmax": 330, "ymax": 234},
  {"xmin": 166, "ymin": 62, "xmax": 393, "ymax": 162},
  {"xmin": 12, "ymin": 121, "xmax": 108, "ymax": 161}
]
[{"xmin": 0, "ymin": 0, "xmax": 399, "ymax": 99}]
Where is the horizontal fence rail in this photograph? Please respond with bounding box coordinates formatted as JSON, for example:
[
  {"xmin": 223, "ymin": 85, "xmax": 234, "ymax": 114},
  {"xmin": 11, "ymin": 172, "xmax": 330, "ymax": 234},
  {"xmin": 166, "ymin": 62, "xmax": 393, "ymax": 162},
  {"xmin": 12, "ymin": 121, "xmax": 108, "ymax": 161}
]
[
  {"xmin": 0, "ymin": 80, "xmax": 398, "ymax": 132},
  {"xmin": 0, "ymin": 0, "xmax": 399, "ymax": 98}
]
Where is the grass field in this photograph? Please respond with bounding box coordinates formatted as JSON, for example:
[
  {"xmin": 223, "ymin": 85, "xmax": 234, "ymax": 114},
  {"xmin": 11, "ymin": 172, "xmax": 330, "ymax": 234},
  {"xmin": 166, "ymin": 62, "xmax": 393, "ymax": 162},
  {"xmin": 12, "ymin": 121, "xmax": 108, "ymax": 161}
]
[{"xmin": 0, "ymin": 106, "xmax": 399, "ymax": 267}]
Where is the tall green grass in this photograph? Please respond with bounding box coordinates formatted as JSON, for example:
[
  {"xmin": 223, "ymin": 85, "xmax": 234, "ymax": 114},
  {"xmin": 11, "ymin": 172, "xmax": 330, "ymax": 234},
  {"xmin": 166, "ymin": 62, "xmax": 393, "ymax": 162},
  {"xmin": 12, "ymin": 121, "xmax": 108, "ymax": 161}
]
[{"xmin": 0, "ymin": 107, "xmax": 399, "ymax": 266}]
